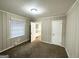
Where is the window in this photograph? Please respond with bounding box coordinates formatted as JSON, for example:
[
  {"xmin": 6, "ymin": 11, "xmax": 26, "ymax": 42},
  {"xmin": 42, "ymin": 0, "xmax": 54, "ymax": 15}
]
[{"xmin": 9, "ymin": 18, "xmax": 25, "ymax": 38}]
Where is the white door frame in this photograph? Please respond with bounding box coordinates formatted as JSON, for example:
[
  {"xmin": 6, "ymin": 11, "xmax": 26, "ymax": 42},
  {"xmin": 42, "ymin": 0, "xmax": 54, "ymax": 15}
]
[{"xmin": 51, "ymin": 20, "xmax": 63, "ymax": 46}]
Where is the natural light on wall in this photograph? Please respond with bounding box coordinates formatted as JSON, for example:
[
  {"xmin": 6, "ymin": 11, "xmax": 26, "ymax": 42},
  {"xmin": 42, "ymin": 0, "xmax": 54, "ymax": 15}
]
[{"xmin": 9, "ymin": 18, "xmax": 25, "ymax": 38}]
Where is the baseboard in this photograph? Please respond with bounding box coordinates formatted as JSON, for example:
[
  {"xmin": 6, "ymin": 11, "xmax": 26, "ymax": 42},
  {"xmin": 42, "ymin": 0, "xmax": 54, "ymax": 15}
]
[
  {"xmin": 42, "ymin": 40, "xmax": 64, "ymax": 48},
  {"xmin": 0, "ymin": 39, "xmax": 30, "ymax": 53},
  {"xmin": 65, "ymin": 48, "xmax": 70, "ymax": 58},
  {"xmin": 0, "ymin": 46, "xmax": 14, "ymax": 53}
]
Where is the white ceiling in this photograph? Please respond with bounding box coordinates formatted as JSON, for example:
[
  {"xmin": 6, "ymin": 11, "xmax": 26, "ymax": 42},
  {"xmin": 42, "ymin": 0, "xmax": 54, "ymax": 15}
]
[{"xmin": 0, "ymin": 0, "xmax": 76, "ymax": 18}]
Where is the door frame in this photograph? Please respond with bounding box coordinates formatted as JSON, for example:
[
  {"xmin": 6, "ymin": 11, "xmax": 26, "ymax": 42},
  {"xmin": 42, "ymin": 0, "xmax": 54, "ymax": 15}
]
[{"xmin": 51, "ymin": 20, "xmax": 63, "ymax": 46}]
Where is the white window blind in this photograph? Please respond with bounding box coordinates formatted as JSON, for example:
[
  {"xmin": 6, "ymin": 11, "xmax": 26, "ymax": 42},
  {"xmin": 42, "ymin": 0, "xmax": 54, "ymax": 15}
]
[{"xmin": 9, "ymin": 18, "xmax": 25, "ymax": 38}]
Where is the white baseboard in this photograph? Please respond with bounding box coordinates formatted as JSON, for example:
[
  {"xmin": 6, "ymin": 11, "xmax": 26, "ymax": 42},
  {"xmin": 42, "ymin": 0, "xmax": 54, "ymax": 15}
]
[
  {"xmin": 42, "ymin": 40, "xmax": 64, "ymax": 47},
  {"xmin": 0, "ymin": 46, "xmax": 14, "ymax": 53},
  {"xmin": 0, "ymin": 39, "xmax": 29, "ymax": 53},
  {"xmin": 65, "ymin": 48, "xmax": 70, "ymax": 58}
]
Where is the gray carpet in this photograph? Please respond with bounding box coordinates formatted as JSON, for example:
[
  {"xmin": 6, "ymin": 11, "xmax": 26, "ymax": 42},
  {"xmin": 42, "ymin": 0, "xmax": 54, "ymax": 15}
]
[{"xmin": 0, "ymin": 40, "xmax": 68, "ymax": 58}]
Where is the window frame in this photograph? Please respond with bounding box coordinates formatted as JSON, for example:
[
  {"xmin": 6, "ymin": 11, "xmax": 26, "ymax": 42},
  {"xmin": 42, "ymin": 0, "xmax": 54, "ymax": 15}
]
[{"xmin": 8, "ymin": 17, "xmax": 26, "ymax": 39}]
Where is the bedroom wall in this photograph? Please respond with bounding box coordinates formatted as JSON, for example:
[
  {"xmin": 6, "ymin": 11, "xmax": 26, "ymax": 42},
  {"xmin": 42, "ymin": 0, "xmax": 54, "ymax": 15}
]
[
  {"xmin": 37, "ymin": 16, "xmax": 66, "ymax": 46},
  {"xmin": 0, "ymin": 11, "xmax": 3, "ymax": 51},
  {"xmin": 65, "ymin": 0, "xmax": 79, "ymax": 57},
  {"xmin": 0, "ymin": 10, "xmax": 30, "ymax": 52}
]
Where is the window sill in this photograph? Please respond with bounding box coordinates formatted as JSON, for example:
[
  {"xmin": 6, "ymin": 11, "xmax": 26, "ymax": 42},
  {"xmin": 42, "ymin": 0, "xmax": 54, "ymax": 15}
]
[{"xmin": 8, "ymin": 35, "xmax": 25, "ymax": 39}]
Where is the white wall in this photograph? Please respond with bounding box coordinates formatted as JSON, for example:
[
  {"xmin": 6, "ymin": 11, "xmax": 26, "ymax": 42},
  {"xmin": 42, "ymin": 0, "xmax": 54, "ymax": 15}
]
[
  {"xmin": 37, "ymin": 16, "xmax": 66, "ymax": 46},
  {"xmin": 0, "ymin": 10, "xmax": 30, "ymax": 52},
  {"xmin": 0, "ymin": 11, "xmax": 3, "ymax": 51},
  {"xmin": 65, "ymin": 0, "xmax": 79, "ymax": 57},
  {"xmin": 41, "ymin": 18, "xmax": 52, "ymax": 43}
]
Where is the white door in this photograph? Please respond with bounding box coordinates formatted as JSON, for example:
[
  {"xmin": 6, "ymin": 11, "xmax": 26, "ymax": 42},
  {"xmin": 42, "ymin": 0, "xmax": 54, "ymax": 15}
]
[
  {"xmin": 31, "ymin": 22, "xmax": 41, "ymax": 42},
  {"xmin": 31, "ymin": 22, "xmax": 36, "ymax": 42},
  {"xmin": 51, "ymin": 20, "xmax": 63, "ymax": 46}
]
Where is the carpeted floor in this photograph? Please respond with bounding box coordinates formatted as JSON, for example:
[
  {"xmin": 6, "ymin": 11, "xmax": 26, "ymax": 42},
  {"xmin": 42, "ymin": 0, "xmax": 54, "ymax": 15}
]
[{"xmin": 0, "ymin": 39, "xmax": 68, "ymax": 58}]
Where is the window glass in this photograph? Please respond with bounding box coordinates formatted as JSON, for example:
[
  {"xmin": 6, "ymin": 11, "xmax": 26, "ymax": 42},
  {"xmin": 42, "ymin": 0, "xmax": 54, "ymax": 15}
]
[{"xmin": 9, "ymin": 19, "xmax": 25, "ymax": 38}]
